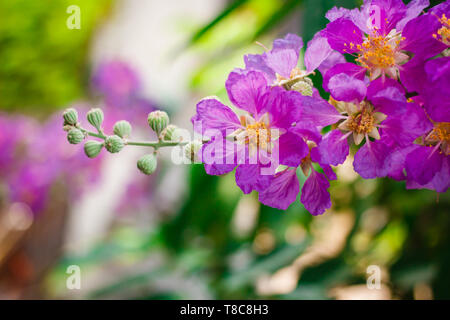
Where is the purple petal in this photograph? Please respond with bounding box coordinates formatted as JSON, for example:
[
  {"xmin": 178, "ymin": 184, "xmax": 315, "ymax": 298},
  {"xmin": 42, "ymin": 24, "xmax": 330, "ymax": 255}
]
[
  {"xmin": 381, "ymin": 103, "xmax": 433, "ymax": 146},
  {"xmin": 279, "ymin": 131, "xmax": 309, "ymax": 167},
  {"xmin": 258, "ymin": 169, "xmax": 300, "ymax": 210},
  {"xmin": 317, "ymin": 51, "xmax": 347, "ymax": 76},
  {"xmin": 273, "ymin": 33, "xmax": 303, "ymax": 53},
  {"xmin": 226, "ymin": 69, "xmax": 269, "ymax": 116},
  {"xmin": 235, "ymin": 164, "xmax": 273, "ymax": 194},
  {"xmin": 321, "ymin": 164, "xmax": 337, "ymax": 181},
  {"xmin": 265, "ymin": 88, "xmax": 302, "ymax": 129},
  {"xmin": 321, "ymin": 18, "xmax": 363, "ymax": 54},
  {"xmin": 298, "ymin": 95, "xmax": 344, "ymax": 127},
  {"xmin": 201, "ymin": 137, "xmax": 239, "ymax": 175},
  {"xmin": 244, "ymin": 54, "xmax": 276, "ymax": 83},
  {"xmin": 405, "ymin": 145, "xmax": 444, "ymax": 185},
  {"xmin": 353, "ymin": 140, "xmax": 390, "ymax": 179},
  {"xmin": 300, "ymin": 170, "xmax": 331, "ymax": 216},
  {"xmin": 396, "ymin": 0, "xmax": 430, "ymax": 31},
  {"xmin": 400, "ymin": 57, "xmax": 427, "ymax": 94},
  {"xmin": 263, "ymin": 49, "xmax": 299, "ymax": 79},
  {"xmin": 313, "ymin": 129, "xmax": 350, "ymax": 166},
  {"xmin": 400, "ymin": 13, "xmax": 446, "ymax": 59},
  {"xmin": 367, "ymin": 80, "xmax": 408, "ymax": 115},
  {"xmin": 328, "ymin": 73, "xmax": 367, "ymax": 103},
  {"xmin": 304, "ymin": 32, "xmax": 334, "ymax": 73},
  {"xmin": 422, "ymin": 57, "xmax": 450, "ymax": 122},
  {"xmin": 192, "ymin": 98, "xmax": 241, "ymax": 134},
  {"xmin": 323, "ymin": 62, "xmax": 366, "ymax": 92}
]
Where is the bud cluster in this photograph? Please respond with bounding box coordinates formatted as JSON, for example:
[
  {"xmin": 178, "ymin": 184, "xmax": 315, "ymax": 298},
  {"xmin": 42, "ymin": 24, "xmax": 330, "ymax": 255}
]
[{"xmin": 62, "ymin": 107, "xmax": 194, "ymax": 177}]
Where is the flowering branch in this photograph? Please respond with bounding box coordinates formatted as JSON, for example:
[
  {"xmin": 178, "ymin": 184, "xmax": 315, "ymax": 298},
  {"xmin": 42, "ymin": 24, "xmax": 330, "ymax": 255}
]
[{"xmin": 62, "ymin": 108, "xmax": 199, "ymax": 175}]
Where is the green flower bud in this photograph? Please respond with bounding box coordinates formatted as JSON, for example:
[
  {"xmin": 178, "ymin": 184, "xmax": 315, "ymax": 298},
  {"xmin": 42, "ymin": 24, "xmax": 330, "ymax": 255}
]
[
  {"xmin": 183, "ymin": 141, "xmax": 202, "ymax": 163},
  {"xmin": 137, "ymin": 154, "xmax": 158, "ymax": 175},
  {"xmin": 67, "ymin": 128, "xmax": 85, "ymax": 144},
  {"xmin": 291, "ymin": 79, "xmax": 313, "ymax": 96},
  {"xmin": 113, "ymin": 120, "xmax": 132, "ymax": 138},
  {"xmin": 63, "ymin": 108, "xmax": 78, "ymax": 125},
  {"xmin": 148, "ymin": 110, "xmax": 169, "ymax": 136},
  {"xmin": 161, "ymin": 124, "xmax": 180, "ymax": 141},
  {"xmin": 84, "ymin": 141, "xmax": 103, "ymax": 158},
  {"xmin": 87, "ymin": 108, "xmax": 104, "ymax": 131},
  {"xmin": 105, "ymin": 135, "xmax": 124, "ymax": 153}
]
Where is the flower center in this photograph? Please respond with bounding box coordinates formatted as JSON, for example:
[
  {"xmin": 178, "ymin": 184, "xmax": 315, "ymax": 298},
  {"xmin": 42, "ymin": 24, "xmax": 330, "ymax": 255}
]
[
  {"xmin": 434, "ymin": 14, "xmax": 450, "ymax": 46},
  {"xmin": 347, "ymin": 108, "xmax": 376, "ymax": 134},
  {"xmin": 425, "ymin": 122, "xmax": 450, "ymax": 155},
  {"xmin": 356, "ymin": 33, "xmax": 398, "ymax": 70}
]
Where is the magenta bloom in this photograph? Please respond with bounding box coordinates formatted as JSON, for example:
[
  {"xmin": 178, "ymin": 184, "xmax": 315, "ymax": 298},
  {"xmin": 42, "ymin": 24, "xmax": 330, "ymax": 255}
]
[
  {"xmin": 312, "ymin": 76, "xmax": 431, "ymax": 179},
  {"xmin": 192, "ymin": 69, "xmax": 335, "ymax": 213},
  {"xmin": 402, "ymin": 57, "xmax": 450, "ymax": 193},
  {"xmin": 319, "ymin": 0, "xmax": 445, "ymax": 84},
  {"xmin": 244, "ymin": 33, "xmax": 342, "ymax": 92}
]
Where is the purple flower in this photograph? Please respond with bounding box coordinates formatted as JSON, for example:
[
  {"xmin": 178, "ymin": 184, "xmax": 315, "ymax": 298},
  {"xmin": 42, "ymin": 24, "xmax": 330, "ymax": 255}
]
[
  {"xmin": 319, "ymin": 0, "xmax": 445, "ymax": 84},
  {"xmin": 312, "ymin": 77, "xmax": 432, "ymax": 179},
  {"xmin": 243, "ymin": 33, "xmax": 338, "ymax": 93},
  {"xmin": 192, "ymin": 69, "xmax": 333, "ymax": 212}
]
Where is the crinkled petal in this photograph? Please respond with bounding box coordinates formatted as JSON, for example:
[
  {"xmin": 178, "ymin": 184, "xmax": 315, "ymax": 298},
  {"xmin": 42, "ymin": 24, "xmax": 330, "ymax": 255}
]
[
  {"xmin": 265, "ymin": 88, "xmax": 302, "ymax": 129},
  {"xmin": 235, "ymin": 164, "xmax": 273, "ymax": 194},
  {"xmin": 192, "ymin": 98, "xmax": 241, "ymax": 134},
  {"xmin": 244, "ymin": 54, "xmax": 276, "ymax": 83},
  {"xmin": 323, "ymin": 62, "xmax": 366, "ymax": 92},
  {"xmin": 367, "ymin": 79, "xmax": 408, "ymax": 115},
  {"xmin": 298, "ymin": 95, "xmax": 344, "ymax": 127},
  {"xmin": 405, "ymin": 145, "xmax": 444, "ymax": 185},
  {"xmin": 353, "ymin": 140, "xmax": 390, "ymax": 179},
  {"xmin": 201, "ymin": 138, "xmax": 239, "ymax": 176},
  {"xmin": 273, "ymin": 33, "xmax": 303, "ymax": 53},
  {"xmin": 258, "ymin": 169, "xmax": 300, "ymax": 210},
  {"xmin": 279, "ymin": 131, "xmax": 309, "ymax": 167},
  {"xmin": 317, "ymin": 51, "xmax": 347, "ymax": 76},
  {"xmin": 313, "ymin": 129, "xmax": 350, "ymax": 166},
  {"xmin": 401, "ymin": 13, "xmax": 446, "ymax": 59},
  {"xmin": 300, "ymin": 170, "xmax": 331, "ymax": 216},
  {"xmin": 396, "ymin": 0, "xmax": 430, "ymax": 31},
  {"xmin": 422, "ymin": 57, "xmax": 450, "ymax": 122},
  {"xmin": 381, "ymin": 103, "xmax": 433, "ymax": 146},
  {"xmin": 321, "ymin": 18, "xmax": 363, "ymax": 54},
  {"xmin": 304, "ymin": 32, "xmax": 334, "ymax": 73},
  {"xmin": 226, "ymin": 69, "xmax": 269, "ymax": 116},
  {"xmin": 263, "ymin": 49, "xmax": 299, "ymax": 79},
  {"xmin": 328, "ymin": 73, "xmax": 367, "ymax": 103}
]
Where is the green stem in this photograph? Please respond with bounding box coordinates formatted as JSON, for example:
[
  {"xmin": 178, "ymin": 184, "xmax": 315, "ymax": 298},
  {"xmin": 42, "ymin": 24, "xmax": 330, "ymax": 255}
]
[{"xmin": 81, "ymin": 127, "xmax": 188, "ymax": 150}]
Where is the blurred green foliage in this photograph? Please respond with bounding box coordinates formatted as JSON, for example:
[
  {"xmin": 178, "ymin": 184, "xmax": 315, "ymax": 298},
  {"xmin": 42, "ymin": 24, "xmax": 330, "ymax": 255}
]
[
  {"xmin": 42, "ymin": 0, "xmax": 450, "ymax": 300},
  {"xmin": 0, "ymin": 0, "xmax": 111, "ymax": 114}
]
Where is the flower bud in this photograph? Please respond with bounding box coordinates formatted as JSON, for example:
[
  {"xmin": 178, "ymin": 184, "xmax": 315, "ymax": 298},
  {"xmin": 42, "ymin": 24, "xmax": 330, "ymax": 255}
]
[
  {"xmin": 113, "ymin": 120, "xmax": 132, "ymax": 138},
  {"xmin": 87, "ymin": 108, "xmax": 104, "ymax": 131},
  {"xmin": 290, "ymin": 78, "xmax": 313, "ymax": 96},
  {"xmin": 67, "ymin": 128, "xmax": 85, "ymax": 144},
  {"xmin": 84, "ymin": 141, "xmax": 103, "ymax": 158},
  {"xmin": 161, "ymin": 124, "xmax": 180, "ymax": 141},
  {"xmin": 183, "ymin": 141, "xmax": 202, "ymax": 163},
  {"xmin": 137, "ymin": 154, "xmax": 158, "ymax": 175},
  {"xmin": 105, "ymin": 135, "xmax": 124, "ymax": 153},
  {"xmin": 63, "ymin": 108, "xmax": 78, "ymax": 125},
  {"xmin": 148, "ymin": 110, "xmax": 169, "ymax": 136}
]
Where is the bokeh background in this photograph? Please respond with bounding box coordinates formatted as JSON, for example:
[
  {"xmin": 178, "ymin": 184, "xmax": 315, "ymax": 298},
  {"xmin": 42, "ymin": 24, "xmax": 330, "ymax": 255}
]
[{"xmin": 0, "ymin": 0, "xmax": 449, "ymax": 300}]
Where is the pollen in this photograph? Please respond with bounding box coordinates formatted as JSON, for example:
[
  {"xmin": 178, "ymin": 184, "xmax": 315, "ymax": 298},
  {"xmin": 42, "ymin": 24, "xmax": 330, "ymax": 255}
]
[
  {"xmin": 246, "ymin": 121, "xmax": 272, "ymax": 150},
  {"xmin": 356, "ymin": 33, "xmax": 396, "ymax": 70},
  {"xmin": 435, "ymin": 14, "xmax": 449, "ymax": 46},
  {"xmin": 347, "ymin": 108, "xmax": 375, "ymax": 134},
  {"xmin": 428, "ymin": 122, "xmax": 450, "ymax": 144}
]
